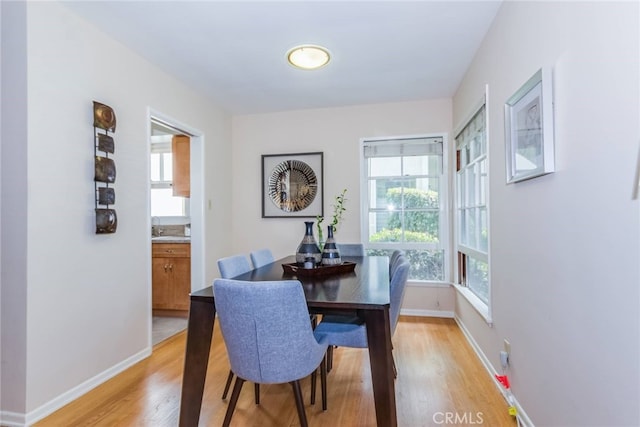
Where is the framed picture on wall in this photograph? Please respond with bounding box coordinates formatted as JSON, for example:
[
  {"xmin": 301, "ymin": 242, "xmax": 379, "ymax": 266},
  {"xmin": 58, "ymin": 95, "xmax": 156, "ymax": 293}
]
[
  {"xmin": 261, "ymin": 152, "xmax": 324, "ymax": 218},
  {"xmin": 505, "ymin": 67, "xmax": 555, "ymax": 183}
]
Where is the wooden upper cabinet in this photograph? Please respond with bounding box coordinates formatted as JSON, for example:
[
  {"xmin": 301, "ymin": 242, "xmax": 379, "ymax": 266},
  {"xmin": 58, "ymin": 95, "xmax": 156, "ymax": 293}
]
[{"xmin": 172, "ymin": 135, "xmax": 190, "ymax": 198}]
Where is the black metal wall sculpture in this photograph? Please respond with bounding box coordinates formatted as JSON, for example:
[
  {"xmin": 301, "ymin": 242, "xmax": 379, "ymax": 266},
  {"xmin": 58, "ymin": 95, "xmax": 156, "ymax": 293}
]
[{"xmin": 93, "ymin": 101, "xmax": 117, "ymax": 234}]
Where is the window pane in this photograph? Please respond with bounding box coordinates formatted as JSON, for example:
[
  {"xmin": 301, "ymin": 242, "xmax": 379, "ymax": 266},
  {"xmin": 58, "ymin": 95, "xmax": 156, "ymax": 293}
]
[
  {"xmin": 459, "ymin": 147, "xmax": 468, "ymax": 168},
  {"xmin": 469, "ymin": 135, "xmax": 477, "ymax": 161},
  {"xmin": 468, "ymin": 256, "xmax": 489, "ymax": 304},
  {"xmin": 369, "ymin": 157, "xmax": 401, "ymax": 177},
  {"xmin": 150, "ymin": 153, "xmax": 161, "ymax": 182},
  {"xmin": 457, "ymin": 171, "xmax": 465, "ymax": 208},
  {"xmin": 471, "ymin": 135, "xmax": 483, "ymax": 162},
  {"xmin": 479, "ymin": 207, "xmax": 488, "ymax": 252},
  {"xmin": 459, "ymin": 209, "xmax": 467, "ymax": 246},
  {"xmin": 468, "ymin": 165, "xmax": 477, "ymax": 206},
  {"xmin": 368, "ymin": 211, "xmax": 396, "ymax": 241},
  {"xmin": 403, "ymin": 155, "xmax": 441, "ymax": 175},
  {"xmin": 369, "ymin": 178, "xmax": 403, "ymax": 209},
  {"xmin": 163, "ymin": 153, "xmax": 173, "ymax": 181},
  {"xmin": 479, "ymin": 159, "xmax": 487, "ymax": 205},
  {"xmin": 404, "ymin": 211, "xmax": 439, "ymax": 243},
  {"xmin": 467, "ymin": 208, "xmax": 477, "ymax": 249},
  {"xmin": 406, "ymin": 178, "xmax": 439, "ymax": 208},
  {"xmin": 403, "ymin": 249, "xmax": 443, "ymax": 281},
  {"xmin": 151, "ymin": 188, "xmax": 184, "ymax": 216}
]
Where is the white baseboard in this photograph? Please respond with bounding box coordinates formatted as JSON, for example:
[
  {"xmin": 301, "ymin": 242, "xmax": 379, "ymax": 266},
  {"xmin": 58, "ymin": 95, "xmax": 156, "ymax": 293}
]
[
  {"xmin": 0, "ymin": 410, "xmax": 26, "ymax": 427},
  {"xmin": 400, "ymin": 308, "xmax": 455, "ymax": 318},
  {"xmin": 1, "ymin": 346, "xmax": 152, "ymax": 427},
  {"xmin": 454, "ymin": 316, "xmax": 534, "ymax": 427}
]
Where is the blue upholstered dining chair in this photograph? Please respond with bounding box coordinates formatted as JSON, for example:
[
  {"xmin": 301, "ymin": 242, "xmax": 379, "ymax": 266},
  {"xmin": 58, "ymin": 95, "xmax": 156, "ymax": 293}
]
[
  {"xmin": 216, "ymin": 254, "xmax": 258, "ymax": 402},
  {"xmin": 314, "ymin": 257, "xmax": 410, "ymax": 380},
  {"xmin": 336, "ymin": 243, "xmax": 365, "ymax": 256},
  {"xmin": 390, "ymin": 249, "xmax": 405, "ymax": 276},
  {"xmin": 249, "ymin": 248, "xmax": 275, "ymax": 269},
  {"xmin": 217, "ymin": 254, "xmax": 252, "ymax": 280},
  {"xmin": 213, "ymin": 279, "xmax": 329, "ymax": 427}
]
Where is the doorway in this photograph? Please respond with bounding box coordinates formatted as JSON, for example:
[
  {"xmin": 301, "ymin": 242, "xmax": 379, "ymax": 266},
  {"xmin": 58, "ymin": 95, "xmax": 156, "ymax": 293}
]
[{"xmin": 148, "ymin": 109, "xmax": 204, "ymax": 347}]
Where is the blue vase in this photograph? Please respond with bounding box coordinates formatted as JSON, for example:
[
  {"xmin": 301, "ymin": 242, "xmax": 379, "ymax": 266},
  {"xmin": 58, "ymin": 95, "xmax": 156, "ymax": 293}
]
[
  {"xmin": 321, "ymin": 225, "xmax": 342, "ymax": 265},
  {"xmin": 296, "ymin": 221, "xmax": 321, "ymax": 265}
]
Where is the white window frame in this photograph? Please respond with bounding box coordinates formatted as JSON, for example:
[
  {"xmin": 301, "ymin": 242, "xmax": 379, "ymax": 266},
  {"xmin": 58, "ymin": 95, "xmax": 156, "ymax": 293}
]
[
  {"xmin": 453, "ymin": 87, "xmax": 492, "ymax": 323},
  {"xmin": 360, "ymin": 133, "xmax": 450, "ymax": 283}
]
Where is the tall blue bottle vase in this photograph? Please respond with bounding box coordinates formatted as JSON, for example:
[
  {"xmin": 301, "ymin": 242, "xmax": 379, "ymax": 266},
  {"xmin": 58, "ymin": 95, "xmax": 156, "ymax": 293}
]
[
  {"xmin": 295, "ymin": 221, "xmax": 322, "ymax": 265},
  {"xmin": 321, "ymin": 225, "xmax": 342, "ymax": 265}
]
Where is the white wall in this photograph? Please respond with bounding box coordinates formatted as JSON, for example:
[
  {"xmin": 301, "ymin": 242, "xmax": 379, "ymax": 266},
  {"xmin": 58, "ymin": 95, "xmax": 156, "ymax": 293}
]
[
  {"xmin": 1, "ymin": 0, "xmax": 28, "ymax": 417},
  {"xmin": 453, "ymin": 2, "xmax": 639, "ymax": 426},
  {"xmin": 1, "ymin": 2, "xmax": 232, "ymax": 423},
  {"xmin": 231, "ymin": 99, "xmax": 456, "ymax": 315}
]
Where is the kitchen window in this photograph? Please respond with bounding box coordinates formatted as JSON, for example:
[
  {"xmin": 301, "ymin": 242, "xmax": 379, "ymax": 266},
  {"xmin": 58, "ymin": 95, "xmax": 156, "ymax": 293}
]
[{"xmin": 150, "ymin": 137, "xmax": 188, "ymax": 217}]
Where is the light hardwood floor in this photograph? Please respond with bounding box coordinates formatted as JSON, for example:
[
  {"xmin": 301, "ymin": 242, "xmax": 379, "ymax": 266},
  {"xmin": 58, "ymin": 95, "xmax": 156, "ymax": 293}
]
[{"xmin": 35, "ymin": 317, "xmax": 517, "ymax": 426}]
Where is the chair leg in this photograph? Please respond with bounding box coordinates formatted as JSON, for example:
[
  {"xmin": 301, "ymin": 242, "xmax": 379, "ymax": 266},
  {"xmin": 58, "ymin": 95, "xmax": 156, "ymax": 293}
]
[
  {"xmin": 222, "ymin": 377, "xmax": 245, "ymax": 427},
  {"xmin": 392, "ymin": 353, "xmax": 397, "ymax": 379},
  {"xmin": 321, "ymin": 353, "xmax": 328, "ymax": 411},
  {"xmin": 290, "ymin": 380, "xmax": 308, "ymax": 427},
  {"xmin": 255, "ymin": 383, "xmax": 260, "ymax": 404},
  {"xmin": 310, "ymin": 366, "xmax": 317, "ymax": 404},
  {"xmin": 222, "ymin": 370, "xmax": 234, "ymax": 399},
  {"xmin": 327, "ymin": 345, "xmax": 333, "ymax": 373},
  {"xmin": 391, "ymin": 342, "xmax": 397, "ymax": 379}
]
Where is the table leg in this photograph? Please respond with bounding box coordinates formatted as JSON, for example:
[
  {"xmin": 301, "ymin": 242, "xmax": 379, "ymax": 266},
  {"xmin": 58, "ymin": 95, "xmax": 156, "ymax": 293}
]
[
  {"xmin": 363, "ymin": 307, "xmax": 397, "ymax": 427},
  {"xmin": 178, "ymin": 298, "xmax": 216, "ymax": 427}
]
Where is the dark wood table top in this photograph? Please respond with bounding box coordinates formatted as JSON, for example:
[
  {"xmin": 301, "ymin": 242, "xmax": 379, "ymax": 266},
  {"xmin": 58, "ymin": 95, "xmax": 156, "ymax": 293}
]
[{"xmin": 190, "ymin": 255, "xmax": 390, "ymax": 311}]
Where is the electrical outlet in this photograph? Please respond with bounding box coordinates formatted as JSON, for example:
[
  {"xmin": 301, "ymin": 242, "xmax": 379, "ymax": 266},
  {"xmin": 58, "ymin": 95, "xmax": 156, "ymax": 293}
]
[
  {"xmin": 503, "ymin": 339, "xmax": 511, "ymax": 355},
  {"xmin": 500, "ymin": 350, "xmax": 509, "ymax": 368}
]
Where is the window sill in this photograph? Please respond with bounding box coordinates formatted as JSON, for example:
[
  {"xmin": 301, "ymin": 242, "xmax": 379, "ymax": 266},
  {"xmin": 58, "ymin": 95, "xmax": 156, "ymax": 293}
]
[
  {"xmin": 408, "ymin": 280, "xmax": 451, "ymax": 288},
  {"xmin": 453, "ymin": 284, "xmax": 492, "ymax": 326}
]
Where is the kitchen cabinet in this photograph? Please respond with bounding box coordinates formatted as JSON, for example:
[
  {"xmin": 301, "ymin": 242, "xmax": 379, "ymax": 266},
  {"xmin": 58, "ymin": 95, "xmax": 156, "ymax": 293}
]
[
  {"xmin": 172, "ymin": 135, "xmax": 190, "ymax": 198},
  {"xmin": 152, "ymin": 242, "xmax": 190, "ymax": 311}
]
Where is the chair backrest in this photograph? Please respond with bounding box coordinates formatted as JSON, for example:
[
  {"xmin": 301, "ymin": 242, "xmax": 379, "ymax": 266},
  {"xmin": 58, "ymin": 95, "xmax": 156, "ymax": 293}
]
[
  {"xmin": 217, "ymin": 254, "xmax": 252, "ymax": 279},
  {"xmin": 389, "ymin": 250, "xmax": 405, "ymax": 276},
  {"xmin": 250, "ymin": 248, "xmax": 275, "ymax": 269},
  {"xmin": 213, "ymin": 279, "xmax": 327, "ymax": 383},
  {"xmin": 389, "ymin": 257, "xmax": 410, "ymax": 336},
  {"xmin": 336, "ymin": 243, "xmax": 365, "ymax": 256}
]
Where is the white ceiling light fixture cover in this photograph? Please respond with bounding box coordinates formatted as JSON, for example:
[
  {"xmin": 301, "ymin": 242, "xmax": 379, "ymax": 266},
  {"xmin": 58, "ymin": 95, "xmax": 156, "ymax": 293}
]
[{"xmin": 287, "ymin": 44, "xmax": 331, "ymax": 70}]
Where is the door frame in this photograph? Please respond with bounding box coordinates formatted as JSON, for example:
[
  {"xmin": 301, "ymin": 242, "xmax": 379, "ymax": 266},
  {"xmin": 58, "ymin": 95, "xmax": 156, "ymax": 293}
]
[{"xmin": 146, "ymin": 108, "xmax": 204, "ymax": 344}]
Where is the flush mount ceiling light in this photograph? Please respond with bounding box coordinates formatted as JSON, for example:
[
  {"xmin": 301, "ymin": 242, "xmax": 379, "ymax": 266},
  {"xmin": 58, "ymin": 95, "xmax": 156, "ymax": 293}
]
[{"xmin": 286, "ymin": 44, "xmax": 331, "ymax": 70}]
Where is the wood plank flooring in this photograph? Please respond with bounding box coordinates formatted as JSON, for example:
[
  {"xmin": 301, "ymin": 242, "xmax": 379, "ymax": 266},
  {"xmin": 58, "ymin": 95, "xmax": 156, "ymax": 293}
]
[{"xmin": 35, "ymin": 317, "xmax": 517, "ymax": 426}]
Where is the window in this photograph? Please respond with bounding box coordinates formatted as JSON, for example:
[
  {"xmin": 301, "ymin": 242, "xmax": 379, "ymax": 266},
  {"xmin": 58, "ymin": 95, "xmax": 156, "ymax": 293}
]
[
  {"xmin": 455, "ymin": 102, "xmax": 489, "ymax": 305},
  {"xmin": 362, "ymin": 135, "xmax": 448, "ymax": 282},
  {"xmin": 150, "ymin": 138, "xmax": 188, "ymax": 217}
]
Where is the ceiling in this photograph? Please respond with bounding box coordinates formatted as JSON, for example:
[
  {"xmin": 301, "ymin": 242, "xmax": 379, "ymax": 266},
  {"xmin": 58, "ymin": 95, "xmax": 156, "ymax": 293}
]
[{"xmin": 61, "ymin": 1, "xmax": 502, "ymax": 115}]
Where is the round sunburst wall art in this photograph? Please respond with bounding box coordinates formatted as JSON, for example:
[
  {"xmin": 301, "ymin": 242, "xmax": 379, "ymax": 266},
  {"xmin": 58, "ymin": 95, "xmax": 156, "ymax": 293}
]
[{"xmin": 268, "ymin": 160, "xmax": 318, "ymax": 212}]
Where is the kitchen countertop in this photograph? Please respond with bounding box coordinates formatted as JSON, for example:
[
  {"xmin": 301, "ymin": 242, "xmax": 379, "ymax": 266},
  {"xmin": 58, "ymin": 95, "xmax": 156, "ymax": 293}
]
[{"xmin": 152, "ymin": 236, "xmax": 191, "ymax": 244}]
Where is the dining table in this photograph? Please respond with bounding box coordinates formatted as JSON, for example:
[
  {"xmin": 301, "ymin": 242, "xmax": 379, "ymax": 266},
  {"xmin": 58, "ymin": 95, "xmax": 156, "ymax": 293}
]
[{"xmin": 178, "ymin": 255, "xmax": 397, "ymax": 427}]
